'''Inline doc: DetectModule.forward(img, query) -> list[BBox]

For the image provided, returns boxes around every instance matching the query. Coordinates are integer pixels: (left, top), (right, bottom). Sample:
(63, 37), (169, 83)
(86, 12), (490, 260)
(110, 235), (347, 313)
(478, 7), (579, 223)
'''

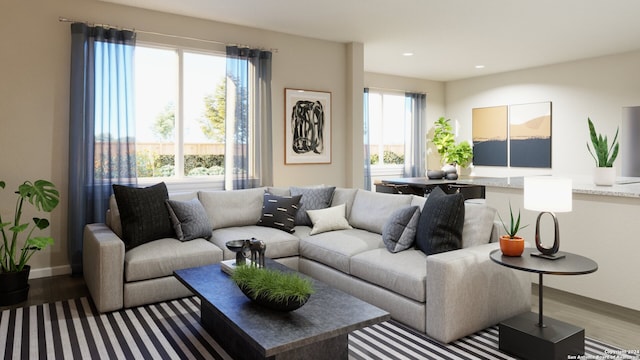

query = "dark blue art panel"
(473, 140), (507, 166)
(510, 138), (551, 168)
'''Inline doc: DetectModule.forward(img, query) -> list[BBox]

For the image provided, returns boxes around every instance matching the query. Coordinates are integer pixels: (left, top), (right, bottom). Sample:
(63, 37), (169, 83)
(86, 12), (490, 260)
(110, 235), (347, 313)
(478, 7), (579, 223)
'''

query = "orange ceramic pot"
(500, 235), (525, 256)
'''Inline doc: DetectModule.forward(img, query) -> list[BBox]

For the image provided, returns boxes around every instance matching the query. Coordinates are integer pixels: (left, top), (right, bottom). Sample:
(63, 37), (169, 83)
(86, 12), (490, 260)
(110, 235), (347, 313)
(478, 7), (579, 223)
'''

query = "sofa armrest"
(83, 223), (125, 313)
(426, 242), (531, 343)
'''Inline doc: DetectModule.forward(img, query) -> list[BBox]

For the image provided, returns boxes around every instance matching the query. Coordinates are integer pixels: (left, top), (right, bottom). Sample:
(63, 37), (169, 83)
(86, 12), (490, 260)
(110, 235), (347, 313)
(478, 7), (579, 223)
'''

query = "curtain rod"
(58, 17), (278, 53)
(366, 86), (427, 95)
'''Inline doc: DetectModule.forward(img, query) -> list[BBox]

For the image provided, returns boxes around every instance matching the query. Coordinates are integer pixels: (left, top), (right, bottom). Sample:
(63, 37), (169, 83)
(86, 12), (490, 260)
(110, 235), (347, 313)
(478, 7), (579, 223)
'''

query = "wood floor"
(2, 275), (639, 351)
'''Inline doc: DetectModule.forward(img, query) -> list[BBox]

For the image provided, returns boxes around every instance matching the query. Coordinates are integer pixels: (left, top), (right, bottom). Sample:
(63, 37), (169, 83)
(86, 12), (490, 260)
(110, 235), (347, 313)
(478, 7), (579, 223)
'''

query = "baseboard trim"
(29, 265), (72, 279)
(532, 283), (640, 324)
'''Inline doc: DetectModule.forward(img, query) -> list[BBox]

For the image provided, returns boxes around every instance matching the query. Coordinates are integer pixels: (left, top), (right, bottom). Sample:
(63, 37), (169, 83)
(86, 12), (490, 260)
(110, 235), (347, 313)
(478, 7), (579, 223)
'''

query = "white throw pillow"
(306, 204), (353, 235)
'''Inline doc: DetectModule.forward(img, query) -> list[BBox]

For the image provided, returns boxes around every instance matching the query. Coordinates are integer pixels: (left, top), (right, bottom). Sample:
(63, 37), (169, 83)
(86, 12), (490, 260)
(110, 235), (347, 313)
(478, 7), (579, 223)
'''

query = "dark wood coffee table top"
(174, 259), (390, 358)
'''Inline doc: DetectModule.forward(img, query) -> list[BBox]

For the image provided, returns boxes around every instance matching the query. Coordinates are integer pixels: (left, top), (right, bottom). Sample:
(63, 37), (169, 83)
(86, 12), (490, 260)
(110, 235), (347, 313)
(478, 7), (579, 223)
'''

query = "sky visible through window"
(134, 46), (225, 143)
(368, 91), (406, 165)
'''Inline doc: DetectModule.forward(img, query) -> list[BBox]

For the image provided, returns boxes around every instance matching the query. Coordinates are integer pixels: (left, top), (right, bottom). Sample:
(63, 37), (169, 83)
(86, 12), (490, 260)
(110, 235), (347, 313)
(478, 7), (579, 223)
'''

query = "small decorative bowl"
(226, 240), (250, 265)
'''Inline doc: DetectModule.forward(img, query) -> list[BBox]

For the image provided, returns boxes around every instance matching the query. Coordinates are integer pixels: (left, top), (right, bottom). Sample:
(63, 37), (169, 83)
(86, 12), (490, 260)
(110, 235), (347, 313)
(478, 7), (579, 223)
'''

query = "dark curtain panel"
(363, 88), (372, 190)
(224, 46), (272, 189)
(404, 92), (427, 178)
(68, 23), (136, 274)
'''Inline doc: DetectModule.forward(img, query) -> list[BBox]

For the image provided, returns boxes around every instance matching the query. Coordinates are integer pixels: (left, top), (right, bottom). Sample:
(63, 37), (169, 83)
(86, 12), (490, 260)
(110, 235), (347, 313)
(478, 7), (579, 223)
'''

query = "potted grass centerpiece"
(231, 265), (315, 311)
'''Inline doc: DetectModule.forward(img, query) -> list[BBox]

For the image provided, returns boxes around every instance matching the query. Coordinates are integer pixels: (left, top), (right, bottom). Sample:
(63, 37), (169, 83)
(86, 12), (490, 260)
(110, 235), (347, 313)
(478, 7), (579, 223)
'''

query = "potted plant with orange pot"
(497, 202), (528, 256)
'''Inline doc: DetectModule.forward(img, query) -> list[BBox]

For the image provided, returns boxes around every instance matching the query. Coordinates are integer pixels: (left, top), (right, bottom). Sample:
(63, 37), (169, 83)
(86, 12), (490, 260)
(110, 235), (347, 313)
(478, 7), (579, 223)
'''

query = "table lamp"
(523, 177), (572, 260)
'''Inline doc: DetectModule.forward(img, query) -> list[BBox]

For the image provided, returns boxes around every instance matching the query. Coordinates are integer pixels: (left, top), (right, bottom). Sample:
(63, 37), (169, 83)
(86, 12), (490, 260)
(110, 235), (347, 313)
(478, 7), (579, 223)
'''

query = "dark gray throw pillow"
(290, 186), (336, 226)
(165, 198), (212, 241)
(112, 182), (174, 251)
(383, 206), (420, 253)
(257, 193), (302, 233)
(415, 186), (465, 255)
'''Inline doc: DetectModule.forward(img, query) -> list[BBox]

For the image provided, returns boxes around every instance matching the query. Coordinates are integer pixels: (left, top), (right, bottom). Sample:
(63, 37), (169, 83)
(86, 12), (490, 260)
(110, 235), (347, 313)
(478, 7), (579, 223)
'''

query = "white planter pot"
(593, 167), (616, 186)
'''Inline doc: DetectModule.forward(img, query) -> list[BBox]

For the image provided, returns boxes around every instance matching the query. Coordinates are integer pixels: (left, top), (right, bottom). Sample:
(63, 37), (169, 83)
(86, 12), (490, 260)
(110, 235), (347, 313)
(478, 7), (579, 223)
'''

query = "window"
(367, 90), (407, 167)
(134, 45), (226, 180)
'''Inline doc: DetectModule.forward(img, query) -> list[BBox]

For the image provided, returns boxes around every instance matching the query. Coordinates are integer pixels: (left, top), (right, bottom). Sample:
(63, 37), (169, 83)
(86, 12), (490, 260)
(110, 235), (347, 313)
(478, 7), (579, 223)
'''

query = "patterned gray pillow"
(382, 206), (420, 253)
(165, 198), (212, 241)
(290, 186), (336, 226)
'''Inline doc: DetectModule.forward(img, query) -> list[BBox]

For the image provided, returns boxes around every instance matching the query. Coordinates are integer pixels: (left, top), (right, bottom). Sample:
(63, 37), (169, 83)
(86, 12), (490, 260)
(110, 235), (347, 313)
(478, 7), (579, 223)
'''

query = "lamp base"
(531, 251), (566, 260)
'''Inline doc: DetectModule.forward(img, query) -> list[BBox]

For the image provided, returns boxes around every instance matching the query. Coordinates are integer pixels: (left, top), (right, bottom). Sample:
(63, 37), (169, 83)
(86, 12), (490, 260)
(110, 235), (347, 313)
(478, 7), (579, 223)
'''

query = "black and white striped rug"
(0, 297), (634, 359)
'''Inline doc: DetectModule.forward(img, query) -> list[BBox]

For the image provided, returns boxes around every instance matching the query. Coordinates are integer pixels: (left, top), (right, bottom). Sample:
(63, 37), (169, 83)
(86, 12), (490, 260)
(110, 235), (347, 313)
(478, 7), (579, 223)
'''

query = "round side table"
(490, 248), (598, 360)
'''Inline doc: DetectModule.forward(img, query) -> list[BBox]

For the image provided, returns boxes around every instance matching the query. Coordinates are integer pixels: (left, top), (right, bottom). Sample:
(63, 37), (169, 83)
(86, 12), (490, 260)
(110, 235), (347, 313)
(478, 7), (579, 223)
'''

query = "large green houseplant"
(0, 179), (59, 305)
(430, 117), (473, 168)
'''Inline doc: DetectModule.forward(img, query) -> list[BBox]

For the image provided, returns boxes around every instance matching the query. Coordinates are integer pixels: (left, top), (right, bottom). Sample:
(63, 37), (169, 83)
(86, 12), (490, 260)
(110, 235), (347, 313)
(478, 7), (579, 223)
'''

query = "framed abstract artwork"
(509, 102), (552, 168)
(285, 88), (332, 164)
(472, 105), (508, 166)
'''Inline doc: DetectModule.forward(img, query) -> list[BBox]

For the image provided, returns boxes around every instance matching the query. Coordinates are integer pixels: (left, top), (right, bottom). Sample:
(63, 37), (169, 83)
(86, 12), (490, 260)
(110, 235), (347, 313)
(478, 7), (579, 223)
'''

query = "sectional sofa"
(83, 184), (530, 343)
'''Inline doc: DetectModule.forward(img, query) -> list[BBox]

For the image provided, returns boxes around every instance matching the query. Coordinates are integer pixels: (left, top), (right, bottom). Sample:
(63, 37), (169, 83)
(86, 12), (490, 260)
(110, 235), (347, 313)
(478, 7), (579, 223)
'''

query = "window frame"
(367, 89), (407, 176)
(134, 39), (227, 191)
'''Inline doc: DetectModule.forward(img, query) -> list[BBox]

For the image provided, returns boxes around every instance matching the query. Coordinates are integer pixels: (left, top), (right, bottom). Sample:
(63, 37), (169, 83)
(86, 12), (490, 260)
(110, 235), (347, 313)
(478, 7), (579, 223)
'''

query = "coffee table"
(174, 259), (390, 360)
(490, 248), (598, 360)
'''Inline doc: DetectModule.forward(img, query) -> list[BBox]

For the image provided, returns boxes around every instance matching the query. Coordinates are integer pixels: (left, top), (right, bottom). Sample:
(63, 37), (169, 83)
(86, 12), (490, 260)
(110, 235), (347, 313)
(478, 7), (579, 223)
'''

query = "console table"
(490, 248), (598, 360)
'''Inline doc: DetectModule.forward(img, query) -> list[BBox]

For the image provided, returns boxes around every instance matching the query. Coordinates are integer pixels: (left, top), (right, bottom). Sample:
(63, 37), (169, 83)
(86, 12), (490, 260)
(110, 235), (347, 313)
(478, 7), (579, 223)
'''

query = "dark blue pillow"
(415, 187), (465, 255)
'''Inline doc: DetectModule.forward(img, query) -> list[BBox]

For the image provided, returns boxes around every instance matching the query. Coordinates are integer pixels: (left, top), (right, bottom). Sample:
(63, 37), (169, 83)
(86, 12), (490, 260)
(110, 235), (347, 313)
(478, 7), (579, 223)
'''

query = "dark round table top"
(490, 248), (598, 275)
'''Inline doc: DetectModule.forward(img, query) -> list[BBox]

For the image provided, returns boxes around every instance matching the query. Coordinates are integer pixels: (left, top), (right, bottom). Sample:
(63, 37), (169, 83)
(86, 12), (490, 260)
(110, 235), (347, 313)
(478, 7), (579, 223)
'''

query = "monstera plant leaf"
(18, 180), (60, 212)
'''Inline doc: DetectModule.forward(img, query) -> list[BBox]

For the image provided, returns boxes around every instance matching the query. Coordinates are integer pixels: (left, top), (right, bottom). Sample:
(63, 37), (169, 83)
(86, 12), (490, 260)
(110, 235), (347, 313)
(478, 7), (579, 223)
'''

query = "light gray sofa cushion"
(462, 202), (497, 248)
(124, 238), (222, 282)
(348, 190), (414, 234)
(198, 187), (265, 229)
(330, 188), (358, 218)
(350, 248), (427, 302)
(299, 228), (383, 273)
(209, 225), (301, 260)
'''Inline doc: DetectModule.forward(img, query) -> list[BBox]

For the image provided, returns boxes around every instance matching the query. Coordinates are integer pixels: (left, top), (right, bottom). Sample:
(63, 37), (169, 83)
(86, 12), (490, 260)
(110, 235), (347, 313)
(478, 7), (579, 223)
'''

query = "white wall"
(446, 53), (640, 311)
(364, 72), (446, 185)
(446, 50), (640, 178)
(0, 0), (358, 275)
(485, 187), (640, 312)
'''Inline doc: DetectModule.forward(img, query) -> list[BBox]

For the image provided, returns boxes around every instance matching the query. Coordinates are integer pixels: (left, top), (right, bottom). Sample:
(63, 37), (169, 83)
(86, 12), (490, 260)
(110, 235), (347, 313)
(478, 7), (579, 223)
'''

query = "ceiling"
(101, 0), (640, 81)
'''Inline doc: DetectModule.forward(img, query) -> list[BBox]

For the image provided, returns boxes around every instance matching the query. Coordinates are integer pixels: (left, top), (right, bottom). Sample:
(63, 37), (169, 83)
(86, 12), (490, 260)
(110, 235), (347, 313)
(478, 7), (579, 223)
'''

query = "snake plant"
(587, 117), (619, 167)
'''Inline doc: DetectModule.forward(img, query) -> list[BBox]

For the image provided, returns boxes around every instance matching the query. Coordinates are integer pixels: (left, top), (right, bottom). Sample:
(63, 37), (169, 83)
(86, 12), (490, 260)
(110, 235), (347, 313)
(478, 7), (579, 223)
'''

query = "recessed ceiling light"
(402, 52), (414, 57)
(475, 65), (485, 69)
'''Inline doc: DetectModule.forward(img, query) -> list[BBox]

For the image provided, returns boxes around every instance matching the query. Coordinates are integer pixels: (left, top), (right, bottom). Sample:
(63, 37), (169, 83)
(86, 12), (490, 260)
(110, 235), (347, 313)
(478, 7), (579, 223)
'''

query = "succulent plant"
(497, 202), (528, 239)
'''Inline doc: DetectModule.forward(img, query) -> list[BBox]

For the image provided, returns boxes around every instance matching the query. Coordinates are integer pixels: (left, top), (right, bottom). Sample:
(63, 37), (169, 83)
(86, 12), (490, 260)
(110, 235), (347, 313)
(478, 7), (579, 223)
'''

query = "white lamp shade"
(524, 177), (572, 212)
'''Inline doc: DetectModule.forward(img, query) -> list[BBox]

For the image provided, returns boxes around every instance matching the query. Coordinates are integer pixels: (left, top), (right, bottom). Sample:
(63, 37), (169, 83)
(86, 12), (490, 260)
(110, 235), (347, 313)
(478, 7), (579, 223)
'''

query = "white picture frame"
(284, 88), (332, 164)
